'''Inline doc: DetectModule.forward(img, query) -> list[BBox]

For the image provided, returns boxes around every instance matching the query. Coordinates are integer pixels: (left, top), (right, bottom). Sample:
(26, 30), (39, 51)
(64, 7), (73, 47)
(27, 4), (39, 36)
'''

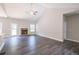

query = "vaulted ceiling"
(0, 3), (79, 21)
(0, 3), (45, 21)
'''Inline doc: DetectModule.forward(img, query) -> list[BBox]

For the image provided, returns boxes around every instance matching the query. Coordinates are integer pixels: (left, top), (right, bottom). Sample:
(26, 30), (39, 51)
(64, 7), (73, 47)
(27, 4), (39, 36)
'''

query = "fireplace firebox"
(21, 28), (28, 35)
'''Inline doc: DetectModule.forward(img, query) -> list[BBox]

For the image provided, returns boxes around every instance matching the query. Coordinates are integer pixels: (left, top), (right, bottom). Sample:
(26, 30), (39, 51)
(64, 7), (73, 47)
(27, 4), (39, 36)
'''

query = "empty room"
(0, 3), (79, 55)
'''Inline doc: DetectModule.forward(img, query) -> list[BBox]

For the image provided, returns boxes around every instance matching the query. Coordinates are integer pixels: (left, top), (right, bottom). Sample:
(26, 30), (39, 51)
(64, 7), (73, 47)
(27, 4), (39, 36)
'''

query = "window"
(30, 24), (35, 32)
(0, 22), (2, 34)
(11, 23), (17, 35)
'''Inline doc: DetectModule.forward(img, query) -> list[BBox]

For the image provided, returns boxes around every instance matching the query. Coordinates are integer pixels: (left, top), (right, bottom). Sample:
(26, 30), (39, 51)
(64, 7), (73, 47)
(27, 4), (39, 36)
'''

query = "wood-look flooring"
(2, 35), (79, 55)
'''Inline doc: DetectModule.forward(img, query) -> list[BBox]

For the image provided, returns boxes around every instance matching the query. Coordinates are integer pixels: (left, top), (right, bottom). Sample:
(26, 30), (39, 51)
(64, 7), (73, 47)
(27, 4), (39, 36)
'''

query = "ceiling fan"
(26, 3), (38, 16)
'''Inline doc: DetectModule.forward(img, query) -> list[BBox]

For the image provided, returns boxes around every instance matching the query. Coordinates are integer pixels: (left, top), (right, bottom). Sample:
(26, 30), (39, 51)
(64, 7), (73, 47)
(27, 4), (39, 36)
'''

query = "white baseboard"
(66, 39), (79, 43)
(37, 33), (63, 42)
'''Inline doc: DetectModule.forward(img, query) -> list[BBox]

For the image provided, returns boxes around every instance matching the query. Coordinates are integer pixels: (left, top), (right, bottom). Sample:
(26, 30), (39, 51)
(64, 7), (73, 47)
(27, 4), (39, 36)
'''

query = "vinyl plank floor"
(1, 35), (79, 55)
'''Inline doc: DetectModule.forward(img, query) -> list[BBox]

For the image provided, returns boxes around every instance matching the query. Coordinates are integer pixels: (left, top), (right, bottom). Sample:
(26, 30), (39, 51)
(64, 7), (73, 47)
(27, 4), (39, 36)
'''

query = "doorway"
(63, 13), (79, 42)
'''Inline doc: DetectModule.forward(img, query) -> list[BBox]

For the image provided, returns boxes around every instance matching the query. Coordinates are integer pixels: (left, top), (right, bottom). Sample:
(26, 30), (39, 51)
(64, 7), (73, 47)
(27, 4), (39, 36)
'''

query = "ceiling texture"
(0, 3), (79, 22)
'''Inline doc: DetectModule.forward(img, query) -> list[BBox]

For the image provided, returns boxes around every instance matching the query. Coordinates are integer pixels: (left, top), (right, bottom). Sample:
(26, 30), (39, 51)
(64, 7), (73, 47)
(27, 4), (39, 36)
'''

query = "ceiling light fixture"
(29, 3), (38, 16)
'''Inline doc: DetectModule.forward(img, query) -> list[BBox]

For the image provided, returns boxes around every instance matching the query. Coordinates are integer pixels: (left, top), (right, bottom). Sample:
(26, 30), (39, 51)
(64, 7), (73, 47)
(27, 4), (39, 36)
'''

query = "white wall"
(36, 8), (64, 41)
(66, 15), (79, 42)
(0, 17), (30, 36)
(36, 7), (79, 42)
